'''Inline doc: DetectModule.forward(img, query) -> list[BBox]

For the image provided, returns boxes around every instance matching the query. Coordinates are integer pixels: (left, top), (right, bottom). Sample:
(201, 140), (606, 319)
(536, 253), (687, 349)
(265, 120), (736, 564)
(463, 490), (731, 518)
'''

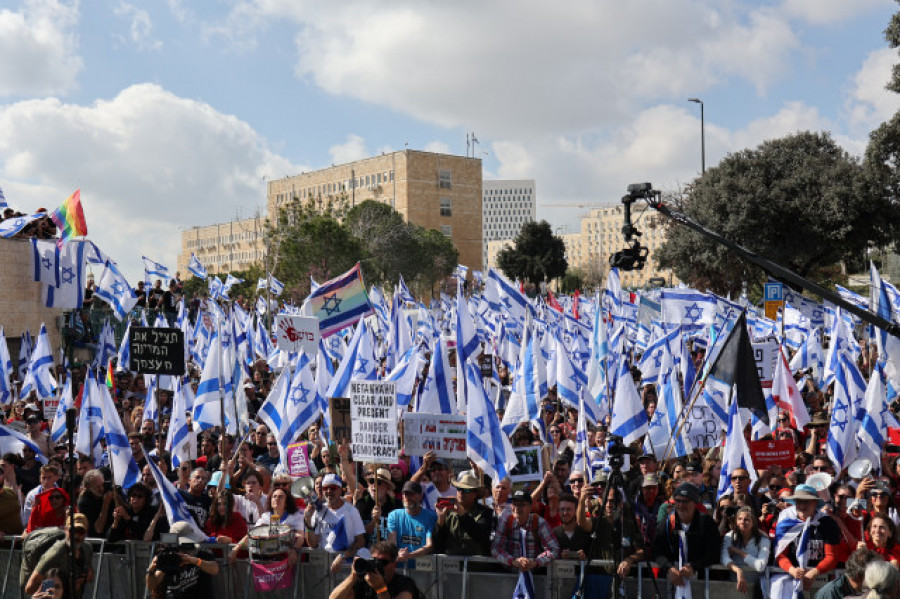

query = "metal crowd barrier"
(0, 537), (841, 599)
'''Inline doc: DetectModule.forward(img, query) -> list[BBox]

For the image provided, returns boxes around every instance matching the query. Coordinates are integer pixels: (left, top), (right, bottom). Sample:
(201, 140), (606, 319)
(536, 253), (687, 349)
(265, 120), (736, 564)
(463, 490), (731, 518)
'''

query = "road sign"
(764, 282), (783, 302)
(129, 327), (185, 375)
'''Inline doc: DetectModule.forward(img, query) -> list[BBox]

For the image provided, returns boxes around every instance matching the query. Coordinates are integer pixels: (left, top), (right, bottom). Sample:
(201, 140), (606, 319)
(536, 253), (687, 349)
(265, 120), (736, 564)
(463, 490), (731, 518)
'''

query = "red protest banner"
(748, 439), (794, 469)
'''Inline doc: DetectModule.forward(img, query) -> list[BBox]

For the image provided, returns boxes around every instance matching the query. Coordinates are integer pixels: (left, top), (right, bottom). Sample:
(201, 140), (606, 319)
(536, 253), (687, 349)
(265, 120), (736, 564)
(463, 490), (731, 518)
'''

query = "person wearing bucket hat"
(432, 472), (492, 556)
(357, 468), (401, 545)
(770, 483), (842, 595)
(652, 483), (721, 589)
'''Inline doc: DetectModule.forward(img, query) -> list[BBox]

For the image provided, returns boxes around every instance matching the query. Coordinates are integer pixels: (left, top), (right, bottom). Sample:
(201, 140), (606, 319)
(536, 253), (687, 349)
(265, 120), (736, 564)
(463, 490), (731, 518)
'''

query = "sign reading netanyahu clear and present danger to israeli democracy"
(350, 380), (398, 462)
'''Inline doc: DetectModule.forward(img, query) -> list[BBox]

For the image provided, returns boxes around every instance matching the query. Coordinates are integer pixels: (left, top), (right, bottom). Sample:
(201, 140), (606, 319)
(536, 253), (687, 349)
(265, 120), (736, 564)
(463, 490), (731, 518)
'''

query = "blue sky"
(1, 0), (899, 283)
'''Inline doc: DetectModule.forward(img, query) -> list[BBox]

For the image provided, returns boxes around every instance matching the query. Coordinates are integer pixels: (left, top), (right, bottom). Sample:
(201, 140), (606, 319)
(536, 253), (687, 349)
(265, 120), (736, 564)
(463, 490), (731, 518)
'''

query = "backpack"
(504, 513), (540, 556)
(19, 527), (65, 589)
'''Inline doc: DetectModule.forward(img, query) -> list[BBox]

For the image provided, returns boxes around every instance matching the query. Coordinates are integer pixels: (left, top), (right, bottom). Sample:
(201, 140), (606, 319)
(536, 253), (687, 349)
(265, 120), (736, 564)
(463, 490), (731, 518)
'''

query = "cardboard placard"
(129, 327), (185, 375)
(349, 380), (398, 462)
(748, 439), (794, 469)
(329, 397), (352, 443)
(286, 441), (312, 477)
(274, 315), (320, 356)
(43, 398), (59, 421)
(683, 403), (721, 449)
(402, 413), (467, 459)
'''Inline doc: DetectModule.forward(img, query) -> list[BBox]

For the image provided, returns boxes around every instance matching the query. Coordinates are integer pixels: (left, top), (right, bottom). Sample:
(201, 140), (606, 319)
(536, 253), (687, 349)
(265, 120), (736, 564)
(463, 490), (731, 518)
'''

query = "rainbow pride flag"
(302, 263), (374, 338)
(106, 358), (117, 399)
(50, 189), (88, 248)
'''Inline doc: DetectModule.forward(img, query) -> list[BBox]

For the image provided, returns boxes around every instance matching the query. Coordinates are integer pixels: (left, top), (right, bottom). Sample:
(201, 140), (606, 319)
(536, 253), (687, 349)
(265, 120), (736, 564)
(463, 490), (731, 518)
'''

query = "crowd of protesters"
(5, 289), (900, 599)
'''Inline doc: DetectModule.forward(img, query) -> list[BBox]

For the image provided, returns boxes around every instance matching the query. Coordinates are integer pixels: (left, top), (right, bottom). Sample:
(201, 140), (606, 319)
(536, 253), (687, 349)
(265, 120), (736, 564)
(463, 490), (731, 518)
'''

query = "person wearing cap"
(627, 452), (661, 499)
(634, 473), (663, 549)
(652, 482), (721, 590)
(771, 484), (842, 595)
(25, 412), (51, 457)
(24, 513), (95, 596)
(387, 481), (436, 564)
(357, 468), (400, 544)
(328, 540), (422, 599)
(491, 488), (559, 572)
(409, 451), (456, 507)
(433, 472), (493, 557)
(306, 473), (366, 573)
(21, 464), (60, 527)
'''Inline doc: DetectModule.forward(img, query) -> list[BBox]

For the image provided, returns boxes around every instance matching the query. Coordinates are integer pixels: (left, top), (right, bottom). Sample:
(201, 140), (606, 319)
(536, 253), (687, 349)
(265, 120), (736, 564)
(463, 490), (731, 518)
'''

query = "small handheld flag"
(50, 189), (88, 248)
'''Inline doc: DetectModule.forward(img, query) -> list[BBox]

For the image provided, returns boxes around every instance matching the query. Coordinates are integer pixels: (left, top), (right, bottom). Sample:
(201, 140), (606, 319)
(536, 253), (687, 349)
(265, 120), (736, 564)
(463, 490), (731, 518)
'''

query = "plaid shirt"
(491, 511), (559, 567)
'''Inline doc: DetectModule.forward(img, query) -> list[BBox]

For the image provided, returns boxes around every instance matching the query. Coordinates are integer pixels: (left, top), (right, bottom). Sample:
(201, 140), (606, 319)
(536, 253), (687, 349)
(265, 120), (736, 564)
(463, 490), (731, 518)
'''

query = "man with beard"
(433, 473), (493, 557)
(24, 514), (94, 596)
(553, 494), (591, 560)
(634, 473), (663, 549)
(387, 481), (436, 565)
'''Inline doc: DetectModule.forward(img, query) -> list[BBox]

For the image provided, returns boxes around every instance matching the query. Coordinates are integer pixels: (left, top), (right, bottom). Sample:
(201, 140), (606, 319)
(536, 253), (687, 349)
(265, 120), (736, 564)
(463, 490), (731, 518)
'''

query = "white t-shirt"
(309, 501), (365, 552)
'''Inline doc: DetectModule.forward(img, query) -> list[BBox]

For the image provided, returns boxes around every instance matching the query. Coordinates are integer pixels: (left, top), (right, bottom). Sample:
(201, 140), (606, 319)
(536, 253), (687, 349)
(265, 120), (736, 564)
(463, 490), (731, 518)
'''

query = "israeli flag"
(397, 274), (415, 304)
(281, 351), (320, 452)
(192, 332), (223, 431)
(572, 395), (590, 473)
(465, 362), (516, 481)
(325, 320), (367, 400)
(188, 253), (207, 279)
(269, 276), (285, 297)
(166, 380), (197, 468)
(97, 374), (141, 489)
(0, 213), (43, 238)
(94, 260), (137, 321)
(117, 320), (132, 373)
(0, 424), (47, 463)
(717, 398), (757, 500)
(386, 346), (425, 407)
(258, 368), (291, 442)
(144, 454), (206, 535)
(18, 331), (32, 382)
(142, 256), (170, 283)
(19, 323), (56, 400)
(555, 336), (602, 424)
(43, 240), (86, 309)
(857, 362), (889, 466)
(418, 335), (456, 415)
(223, 274), (244, 298)
(75, 369), (105, 464)
(0, 329), (12, 405)
(50, 379), (74, 443)
(827, 353), (866, 471)
(0, 186), (6, 209)
(31, 239), (59, 287)
(610, 357), (649, 445)
(659, 288), (716, 331)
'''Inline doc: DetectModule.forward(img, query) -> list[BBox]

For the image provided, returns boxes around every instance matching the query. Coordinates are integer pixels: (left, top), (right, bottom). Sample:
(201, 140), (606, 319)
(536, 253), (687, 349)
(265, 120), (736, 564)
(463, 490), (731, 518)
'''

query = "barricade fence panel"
(0, 539), (841, 599)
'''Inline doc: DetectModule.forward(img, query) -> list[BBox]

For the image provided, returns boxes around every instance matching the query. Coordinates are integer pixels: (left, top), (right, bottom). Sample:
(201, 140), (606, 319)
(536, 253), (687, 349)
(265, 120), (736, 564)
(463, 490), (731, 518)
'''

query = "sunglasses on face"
(731, 475), (749, 481)
(812, 466), (830, 471)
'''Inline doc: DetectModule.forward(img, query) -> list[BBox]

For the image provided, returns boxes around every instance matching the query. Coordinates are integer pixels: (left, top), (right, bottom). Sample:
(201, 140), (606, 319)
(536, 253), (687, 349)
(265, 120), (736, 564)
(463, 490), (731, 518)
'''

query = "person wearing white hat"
(306, 474), (366, 574)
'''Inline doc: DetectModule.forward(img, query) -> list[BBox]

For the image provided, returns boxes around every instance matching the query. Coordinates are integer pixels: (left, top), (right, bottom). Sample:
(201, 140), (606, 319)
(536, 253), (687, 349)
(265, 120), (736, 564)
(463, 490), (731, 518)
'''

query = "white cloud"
(0, 83), (299, 281)
(113, 3), (163, 51)
(846, 47), (900, 132)
(0, 0), (82, 96)
(422, 140), (451, 155)
(781, 0), (892, 25)
(328, 134), (369, 165)
(209, 1), (803, 138)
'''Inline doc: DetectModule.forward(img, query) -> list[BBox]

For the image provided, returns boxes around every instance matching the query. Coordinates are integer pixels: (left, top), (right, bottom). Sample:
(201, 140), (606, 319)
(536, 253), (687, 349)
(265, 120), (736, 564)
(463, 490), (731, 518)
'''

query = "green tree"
(410, 227), (459, 297)
(496, 220), (568, 286)
(656, 131), (897, 297)
(344, 200), (421, 287)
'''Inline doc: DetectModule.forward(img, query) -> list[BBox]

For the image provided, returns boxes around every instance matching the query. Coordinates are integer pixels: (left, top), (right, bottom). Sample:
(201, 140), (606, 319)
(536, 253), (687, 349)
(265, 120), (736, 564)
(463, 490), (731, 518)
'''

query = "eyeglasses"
(266, 442), (277, 446)
(730, 475), (749, 481)
(811, 466), (830, 472)
(569, 478), (584, 484)
(835, 495), (851, 501)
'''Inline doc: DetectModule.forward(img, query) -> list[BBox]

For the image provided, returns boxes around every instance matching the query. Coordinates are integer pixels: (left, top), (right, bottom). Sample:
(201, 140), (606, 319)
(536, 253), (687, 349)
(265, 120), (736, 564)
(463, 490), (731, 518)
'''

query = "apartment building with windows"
(482, 180), (535, 267)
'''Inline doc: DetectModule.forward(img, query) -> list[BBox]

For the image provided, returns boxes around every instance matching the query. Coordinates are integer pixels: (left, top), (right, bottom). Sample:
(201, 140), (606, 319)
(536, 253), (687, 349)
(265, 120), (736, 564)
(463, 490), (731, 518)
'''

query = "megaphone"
(291, 476), (316, 501)
(848, 459), (873, 481)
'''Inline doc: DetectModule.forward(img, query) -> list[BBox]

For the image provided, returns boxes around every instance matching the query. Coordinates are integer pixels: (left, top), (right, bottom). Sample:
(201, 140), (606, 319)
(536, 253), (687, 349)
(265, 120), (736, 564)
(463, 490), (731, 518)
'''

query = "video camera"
(606, 435), (638, 470)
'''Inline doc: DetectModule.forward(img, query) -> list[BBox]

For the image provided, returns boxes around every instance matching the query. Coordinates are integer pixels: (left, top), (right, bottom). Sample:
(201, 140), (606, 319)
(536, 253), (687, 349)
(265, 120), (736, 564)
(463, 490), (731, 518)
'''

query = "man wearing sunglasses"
(329, 540), (421, 599)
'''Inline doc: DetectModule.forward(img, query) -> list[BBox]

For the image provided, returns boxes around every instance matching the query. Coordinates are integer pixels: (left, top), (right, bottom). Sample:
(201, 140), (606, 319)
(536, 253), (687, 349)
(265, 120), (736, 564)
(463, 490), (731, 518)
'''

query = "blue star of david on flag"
(41, 257), (52, 270)
(683, 303), (703, 323)
(832, 399), (848, 432)
(290, 384), (311, 406)
(649, 409), (665, 429)
(111, 282), (125, 296)
(353, 357), (369, 376)
(322, 293), (343, 316)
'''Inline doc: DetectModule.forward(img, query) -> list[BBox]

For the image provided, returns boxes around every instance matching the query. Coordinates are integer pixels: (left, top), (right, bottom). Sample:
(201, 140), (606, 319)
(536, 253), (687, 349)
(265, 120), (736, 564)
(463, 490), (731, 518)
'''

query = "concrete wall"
(0, 238), (63, 361)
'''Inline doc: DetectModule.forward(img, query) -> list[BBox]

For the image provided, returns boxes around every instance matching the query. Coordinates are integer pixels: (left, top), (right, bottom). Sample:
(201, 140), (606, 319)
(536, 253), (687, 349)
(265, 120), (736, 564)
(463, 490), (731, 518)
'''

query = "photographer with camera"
(328, 540), (421, 599)
(24, 514), (93, 597)
(145, 521), (219, 598)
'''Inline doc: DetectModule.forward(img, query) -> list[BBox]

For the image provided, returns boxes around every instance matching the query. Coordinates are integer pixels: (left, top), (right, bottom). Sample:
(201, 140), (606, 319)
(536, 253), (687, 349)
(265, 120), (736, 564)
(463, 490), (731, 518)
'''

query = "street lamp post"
(688, 98), (705, 174)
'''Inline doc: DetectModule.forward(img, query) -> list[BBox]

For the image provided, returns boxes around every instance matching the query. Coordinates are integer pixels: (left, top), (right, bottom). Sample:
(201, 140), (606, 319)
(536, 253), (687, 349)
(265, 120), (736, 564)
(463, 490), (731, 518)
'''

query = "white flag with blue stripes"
(465, 362), (516, 481)
(188, 253), (207, 279)
(94, 260), (137, 321)
(98, 373), (141, 489)
(716, 397), (757, 500)
(0, 423), (46, 463)
(19, 323), (56, 400)
(827, 353), (865, 471)
(418, 335), (456, 415)
(166, 379), (197, 468)
(281, 351), (320, 452)
(0, 328), (12, 405)
(192, 332), (223, 431)
(142, 256), (170, 283)
(610, 357), (649, 445)
(857, 362), (889, 466)
(145, 454), (206, 534)
(50, 378), (74, 443)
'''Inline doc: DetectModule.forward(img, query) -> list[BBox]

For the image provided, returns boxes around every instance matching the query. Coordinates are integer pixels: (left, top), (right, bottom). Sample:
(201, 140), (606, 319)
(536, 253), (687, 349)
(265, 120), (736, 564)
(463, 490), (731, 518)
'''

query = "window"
(439, 169), (452, 189)
(389, 170), (394, 182)
(441, 225), (452, 236)
(440, 197), (452, 217)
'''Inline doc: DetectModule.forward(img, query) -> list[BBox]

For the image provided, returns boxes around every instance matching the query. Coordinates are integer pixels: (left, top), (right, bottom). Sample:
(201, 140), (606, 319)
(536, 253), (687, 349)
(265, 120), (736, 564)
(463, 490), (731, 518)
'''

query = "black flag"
(704, 311), (769, 426)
